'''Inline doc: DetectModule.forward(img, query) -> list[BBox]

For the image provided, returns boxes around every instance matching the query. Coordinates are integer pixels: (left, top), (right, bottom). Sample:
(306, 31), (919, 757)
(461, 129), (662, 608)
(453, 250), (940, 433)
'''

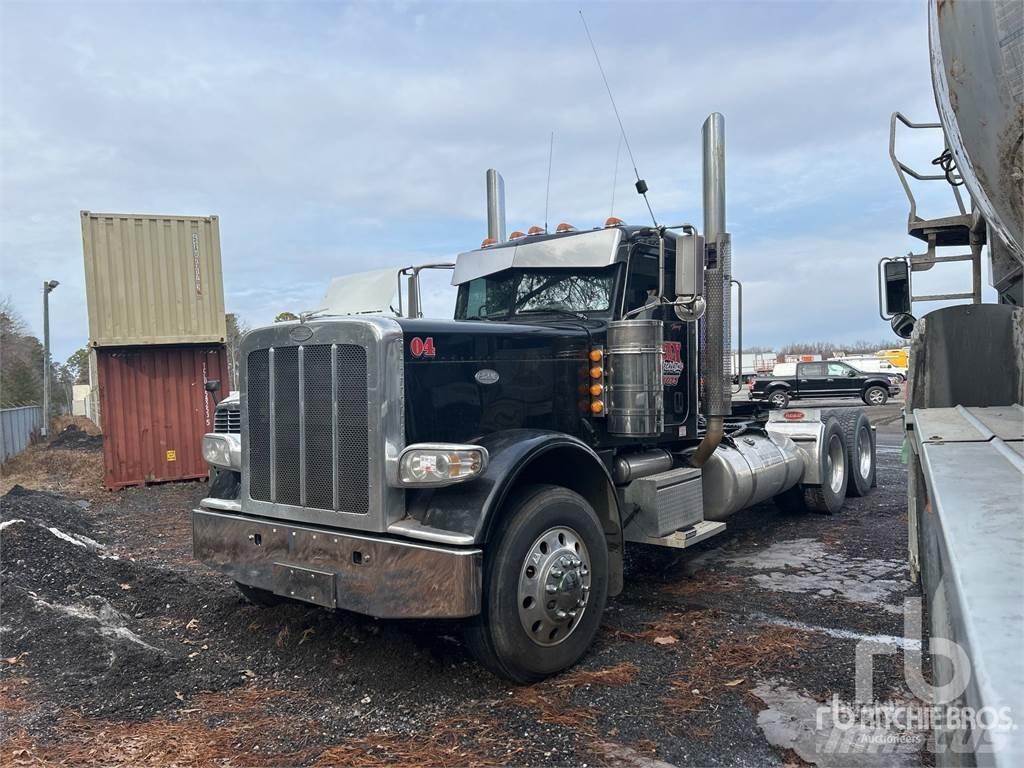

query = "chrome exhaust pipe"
(693, 113), (731, 466)
(486, 169), (506, 243)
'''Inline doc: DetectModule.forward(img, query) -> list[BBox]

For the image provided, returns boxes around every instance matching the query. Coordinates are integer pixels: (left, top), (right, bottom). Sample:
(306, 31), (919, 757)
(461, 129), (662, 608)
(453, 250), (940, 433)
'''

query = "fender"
(405, 429), (624, 594)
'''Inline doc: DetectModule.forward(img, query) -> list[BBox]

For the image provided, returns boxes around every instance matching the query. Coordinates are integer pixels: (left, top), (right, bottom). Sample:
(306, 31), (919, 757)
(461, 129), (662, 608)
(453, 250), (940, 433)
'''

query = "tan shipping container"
(81, 211), (227, 347)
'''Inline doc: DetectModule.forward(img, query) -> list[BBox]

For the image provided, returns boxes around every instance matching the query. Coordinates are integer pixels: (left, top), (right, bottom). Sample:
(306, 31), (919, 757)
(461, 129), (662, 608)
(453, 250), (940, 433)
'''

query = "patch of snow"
(0, 519), (25, 531)
(752, 678), (924, 767)
(752, 613), (921, 651)
(45, 526), (105, 551)
(30, 595), (165, 655)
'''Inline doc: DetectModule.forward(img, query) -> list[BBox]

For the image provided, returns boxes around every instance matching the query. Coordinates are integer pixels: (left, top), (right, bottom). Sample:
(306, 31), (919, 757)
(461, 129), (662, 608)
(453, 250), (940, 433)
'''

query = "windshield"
(455, 268), (616, 320)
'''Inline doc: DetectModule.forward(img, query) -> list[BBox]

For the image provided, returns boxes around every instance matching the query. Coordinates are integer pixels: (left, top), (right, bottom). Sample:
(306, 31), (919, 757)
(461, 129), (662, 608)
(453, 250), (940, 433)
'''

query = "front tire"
(465, 484), (609, 683)
(862, 385), (888, 406)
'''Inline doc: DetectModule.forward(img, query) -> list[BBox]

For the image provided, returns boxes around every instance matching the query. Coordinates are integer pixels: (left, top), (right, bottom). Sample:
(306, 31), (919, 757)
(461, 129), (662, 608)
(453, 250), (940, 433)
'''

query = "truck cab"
(196, 116), (877, 682)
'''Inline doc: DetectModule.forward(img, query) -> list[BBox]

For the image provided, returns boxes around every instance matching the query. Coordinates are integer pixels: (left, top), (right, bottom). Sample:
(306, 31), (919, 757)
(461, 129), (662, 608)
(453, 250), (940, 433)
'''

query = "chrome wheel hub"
(517, 526), (591, 647)
(827, 432), (846, 495)
(857, 425), (872, 478)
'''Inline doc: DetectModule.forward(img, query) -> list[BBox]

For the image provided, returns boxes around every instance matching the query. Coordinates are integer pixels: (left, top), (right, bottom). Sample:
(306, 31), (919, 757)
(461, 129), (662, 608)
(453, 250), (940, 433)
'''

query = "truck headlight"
(397, 444), (488, 487)
(202, 433), (241, 470)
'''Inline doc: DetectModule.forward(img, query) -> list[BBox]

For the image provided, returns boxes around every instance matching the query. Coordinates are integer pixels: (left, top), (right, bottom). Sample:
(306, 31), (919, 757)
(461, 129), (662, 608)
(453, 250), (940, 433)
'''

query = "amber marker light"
(589, 366), (603, 379)
(589, 383), (603, 397)
(590, 400), (604, 414)
(588, 349), (603, 362)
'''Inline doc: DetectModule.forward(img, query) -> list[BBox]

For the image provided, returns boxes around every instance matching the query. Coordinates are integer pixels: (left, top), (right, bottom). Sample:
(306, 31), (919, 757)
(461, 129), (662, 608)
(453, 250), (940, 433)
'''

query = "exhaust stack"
(693, 113), (732, 466)
(486, 169), (506, 243)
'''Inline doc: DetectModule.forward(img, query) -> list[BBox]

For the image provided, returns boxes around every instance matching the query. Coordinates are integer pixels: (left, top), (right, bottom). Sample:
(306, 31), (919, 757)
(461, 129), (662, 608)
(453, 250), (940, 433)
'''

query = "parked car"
(749, 360), (901, 408)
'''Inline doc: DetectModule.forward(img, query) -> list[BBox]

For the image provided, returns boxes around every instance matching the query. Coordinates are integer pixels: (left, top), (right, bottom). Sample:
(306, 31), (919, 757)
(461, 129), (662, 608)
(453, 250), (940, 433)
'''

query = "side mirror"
(205, 379), (221, 393)
(880, 259), (911, 317)
(674, 232), (705, 300)
(891, 312), (917, 339)
(848, 370), (857, 377)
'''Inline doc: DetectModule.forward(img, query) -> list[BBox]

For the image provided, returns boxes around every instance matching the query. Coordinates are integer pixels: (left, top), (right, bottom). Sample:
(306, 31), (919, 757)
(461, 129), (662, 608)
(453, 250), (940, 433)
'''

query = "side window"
(827, 362), (849, 376)
(624, 253), (659, 315)
(464, 279), (487, 317)
(800, 362), (826, 377)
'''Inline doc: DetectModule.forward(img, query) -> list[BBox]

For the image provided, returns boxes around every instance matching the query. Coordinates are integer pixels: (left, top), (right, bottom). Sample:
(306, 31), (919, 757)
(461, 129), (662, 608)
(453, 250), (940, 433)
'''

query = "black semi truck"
(196, 114), (876, 681)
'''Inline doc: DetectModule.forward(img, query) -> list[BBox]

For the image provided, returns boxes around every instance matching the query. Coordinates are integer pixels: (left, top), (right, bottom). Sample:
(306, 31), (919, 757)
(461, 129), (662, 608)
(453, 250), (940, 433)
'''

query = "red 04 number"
(409, 336), (436, 358)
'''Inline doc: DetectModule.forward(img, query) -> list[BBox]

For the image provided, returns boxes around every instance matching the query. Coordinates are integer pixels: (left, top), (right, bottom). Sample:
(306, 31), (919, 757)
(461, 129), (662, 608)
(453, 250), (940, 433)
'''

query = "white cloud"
(1, 0), (964, 361)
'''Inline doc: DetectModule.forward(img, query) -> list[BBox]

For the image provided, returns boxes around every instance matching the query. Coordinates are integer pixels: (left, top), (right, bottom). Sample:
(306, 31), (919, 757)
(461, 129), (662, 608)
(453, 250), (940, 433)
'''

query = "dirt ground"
(0, 404), (929, 767)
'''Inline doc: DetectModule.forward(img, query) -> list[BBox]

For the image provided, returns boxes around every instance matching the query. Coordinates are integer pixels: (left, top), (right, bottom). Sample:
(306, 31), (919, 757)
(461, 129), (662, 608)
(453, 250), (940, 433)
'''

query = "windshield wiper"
(516, 307), (589, 320)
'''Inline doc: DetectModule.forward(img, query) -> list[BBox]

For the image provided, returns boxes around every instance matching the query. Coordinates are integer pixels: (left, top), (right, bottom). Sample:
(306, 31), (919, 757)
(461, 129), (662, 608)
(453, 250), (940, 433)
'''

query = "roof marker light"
(509, 230), (526, 239)
(555, 222), (576, 233)
(604, 217), (625, 228)
(527, 225), (545, 236)
(481, 237), (497, 247)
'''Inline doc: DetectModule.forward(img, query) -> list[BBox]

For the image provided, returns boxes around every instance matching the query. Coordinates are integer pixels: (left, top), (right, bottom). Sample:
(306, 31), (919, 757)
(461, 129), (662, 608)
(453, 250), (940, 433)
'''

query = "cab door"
(826, 361), (860, 397)
(796, 362), (827, 396)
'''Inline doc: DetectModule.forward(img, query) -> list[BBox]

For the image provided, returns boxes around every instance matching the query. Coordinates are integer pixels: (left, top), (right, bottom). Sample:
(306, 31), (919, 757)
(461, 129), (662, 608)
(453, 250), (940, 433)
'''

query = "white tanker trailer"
(880, 1), (1023, 765)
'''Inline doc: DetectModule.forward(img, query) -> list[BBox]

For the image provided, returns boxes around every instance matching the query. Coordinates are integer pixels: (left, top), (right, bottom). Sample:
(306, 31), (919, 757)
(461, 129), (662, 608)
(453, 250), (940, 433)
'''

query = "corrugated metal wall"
(97, 345), (229, 489)
(82, 212), (227, 347)
(1, 406), (42, 462)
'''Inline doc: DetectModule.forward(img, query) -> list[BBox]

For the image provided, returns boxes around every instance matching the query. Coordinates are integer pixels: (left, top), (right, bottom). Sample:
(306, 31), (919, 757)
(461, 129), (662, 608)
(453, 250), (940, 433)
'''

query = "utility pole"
(41, 280), (59, 436)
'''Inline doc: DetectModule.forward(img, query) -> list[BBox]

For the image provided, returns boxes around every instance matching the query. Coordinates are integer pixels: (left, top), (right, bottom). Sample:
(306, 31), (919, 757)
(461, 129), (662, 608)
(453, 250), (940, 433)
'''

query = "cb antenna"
(610, 133), (622, 218)
(579, 9), (657, 227)
(544, 131), (554, 233)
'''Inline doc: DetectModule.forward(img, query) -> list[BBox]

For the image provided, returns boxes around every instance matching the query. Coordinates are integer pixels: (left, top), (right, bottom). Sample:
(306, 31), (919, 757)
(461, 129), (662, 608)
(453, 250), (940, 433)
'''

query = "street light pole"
(41, 280), (59, 437)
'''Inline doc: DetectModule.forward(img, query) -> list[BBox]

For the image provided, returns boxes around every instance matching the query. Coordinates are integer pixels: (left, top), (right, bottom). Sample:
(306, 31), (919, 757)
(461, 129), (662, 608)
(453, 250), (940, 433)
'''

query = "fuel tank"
(700, 431), (804, 521)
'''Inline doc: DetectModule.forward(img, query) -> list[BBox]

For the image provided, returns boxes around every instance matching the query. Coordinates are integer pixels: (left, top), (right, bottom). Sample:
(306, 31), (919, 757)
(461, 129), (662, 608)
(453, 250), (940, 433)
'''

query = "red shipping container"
(97, 345), (230, 490)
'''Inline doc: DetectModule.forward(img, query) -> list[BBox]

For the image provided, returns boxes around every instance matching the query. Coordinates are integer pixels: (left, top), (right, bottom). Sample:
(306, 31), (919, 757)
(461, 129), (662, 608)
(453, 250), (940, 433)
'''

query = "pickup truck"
(748, 360), (901, 408)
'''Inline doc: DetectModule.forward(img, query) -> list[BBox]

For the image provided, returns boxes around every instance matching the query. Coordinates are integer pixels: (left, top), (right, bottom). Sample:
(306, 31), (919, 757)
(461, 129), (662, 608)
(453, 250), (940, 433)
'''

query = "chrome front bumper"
(192, 508), (482, 619)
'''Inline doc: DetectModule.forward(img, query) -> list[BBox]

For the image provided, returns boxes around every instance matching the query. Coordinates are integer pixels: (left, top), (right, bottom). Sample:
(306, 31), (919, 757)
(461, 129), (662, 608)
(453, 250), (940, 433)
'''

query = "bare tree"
(225, 313), (249, 389)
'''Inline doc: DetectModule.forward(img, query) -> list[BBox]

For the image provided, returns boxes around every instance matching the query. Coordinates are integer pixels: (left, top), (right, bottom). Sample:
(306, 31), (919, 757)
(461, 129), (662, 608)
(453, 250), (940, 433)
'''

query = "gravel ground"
(0, 403), (929, 767)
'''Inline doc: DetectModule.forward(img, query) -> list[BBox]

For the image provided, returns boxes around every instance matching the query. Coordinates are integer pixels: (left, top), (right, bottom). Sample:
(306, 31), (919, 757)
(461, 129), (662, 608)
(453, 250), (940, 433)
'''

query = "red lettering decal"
(409, 337), (436, 359)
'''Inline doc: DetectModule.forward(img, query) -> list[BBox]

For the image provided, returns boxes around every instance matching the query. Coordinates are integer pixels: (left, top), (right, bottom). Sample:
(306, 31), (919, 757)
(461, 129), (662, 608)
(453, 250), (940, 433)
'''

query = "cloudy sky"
(1, 0), (988, 363)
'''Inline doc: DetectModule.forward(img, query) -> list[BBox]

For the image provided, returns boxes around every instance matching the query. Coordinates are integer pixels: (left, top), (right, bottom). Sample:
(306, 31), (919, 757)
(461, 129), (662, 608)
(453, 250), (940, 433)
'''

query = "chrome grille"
(247, 343), (369, 514)
(213, 405), (240, 433)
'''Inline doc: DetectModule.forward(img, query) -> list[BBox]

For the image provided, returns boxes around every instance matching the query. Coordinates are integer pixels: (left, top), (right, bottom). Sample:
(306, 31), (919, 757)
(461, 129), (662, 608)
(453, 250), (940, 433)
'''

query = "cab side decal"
(409, 337), (437, 359)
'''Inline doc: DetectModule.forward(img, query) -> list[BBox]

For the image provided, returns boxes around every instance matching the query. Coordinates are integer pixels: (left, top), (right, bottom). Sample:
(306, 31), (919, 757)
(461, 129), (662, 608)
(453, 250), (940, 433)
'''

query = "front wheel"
(465, 484), (609, 683)
(862, 385), (888, 406)
(768, 389), (790, 409)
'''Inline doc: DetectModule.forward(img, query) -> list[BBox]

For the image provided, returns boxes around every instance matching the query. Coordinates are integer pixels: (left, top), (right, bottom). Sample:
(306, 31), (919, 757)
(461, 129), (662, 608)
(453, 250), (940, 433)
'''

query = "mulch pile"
(46, 424), (103, 451)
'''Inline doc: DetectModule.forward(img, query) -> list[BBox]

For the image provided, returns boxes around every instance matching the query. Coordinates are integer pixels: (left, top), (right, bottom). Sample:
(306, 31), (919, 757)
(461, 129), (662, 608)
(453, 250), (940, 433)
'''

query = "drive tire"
(832, 409), (875, 497)
(236, 582), (285, 607)
(768, 389), (790, 409)
(862, 385), (888, 406)
(775, 417), (849, 515)
(465, 484), (608, 683)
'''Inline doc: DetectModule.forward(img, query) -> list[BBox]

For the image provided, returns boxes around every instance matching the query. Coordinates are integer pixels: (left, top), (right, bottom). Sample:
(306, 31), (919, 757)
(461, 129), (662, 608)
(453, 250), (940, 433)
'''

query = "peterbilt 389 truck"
(879, 1), (1023, 765)
(195, 114), (877, 682)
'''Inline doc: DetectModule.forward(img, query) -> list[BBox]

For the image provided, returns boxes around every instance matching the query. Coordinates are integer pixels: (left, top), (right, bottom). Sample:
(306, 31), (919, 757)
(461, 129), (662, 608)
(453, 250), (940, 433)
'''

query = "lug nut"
(568, 610), (577, 618)
(555, 610), (567, 620)
(551, 569), (563, 578)
(545, 584), (557, 593)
